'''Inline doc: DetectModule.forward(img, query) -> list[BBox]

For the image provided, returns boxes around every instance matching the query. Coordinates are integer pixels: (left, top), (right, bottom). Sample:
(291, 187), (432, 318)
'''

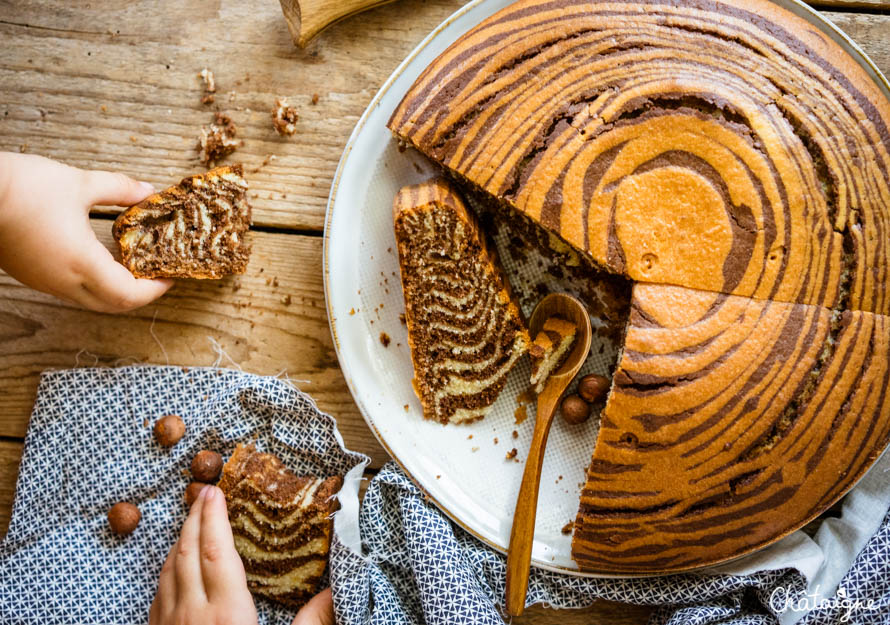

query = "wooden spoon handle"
(279, 0), (396, 47)
(505, 388), (562, 616)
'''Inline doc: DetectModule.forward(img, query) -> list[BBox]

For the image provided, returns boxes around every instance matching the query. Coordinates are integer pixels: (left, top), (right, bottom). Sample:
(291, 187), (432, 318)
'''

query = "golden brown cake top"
(573, 282), (890, 573)
(389, 0), (890, 315)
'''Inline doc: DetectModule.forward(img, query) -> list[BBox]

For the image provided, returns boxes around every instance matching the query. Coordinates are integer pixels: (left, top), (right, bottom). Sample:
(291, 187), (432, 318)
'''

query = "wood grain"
(0, 220), (388, 465)
(0, 441), (24, 538)
(0, 0), (465, 231)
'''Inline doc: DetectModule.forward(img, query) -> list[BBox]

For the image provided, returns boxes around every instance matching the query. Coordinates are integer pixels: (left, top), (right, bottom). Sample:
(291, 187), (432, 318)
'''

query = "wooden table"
(1, 0), (888, 622)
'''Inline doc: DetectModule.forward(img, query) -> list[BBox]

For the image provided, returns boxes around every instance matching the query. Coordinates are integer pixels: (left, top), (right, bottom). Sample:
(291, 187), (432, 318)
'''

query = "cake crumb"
(379, 332), (391, 347)
(514, 403), (527, 424)
(198, 112), (240, 165)
(404, 404), (409, 411)
(311, 93), (319, 105)
(505, 448), (518, 460)
(399, 313), (406, 325)
(436, 475), (441, 479)
(493, 437), (498, 445)
(248, 154), (277, 174)
(512, 430), (518, 439)
(272, 98), (299, 136)
(561, 521), (574, 535)
(199, 68), (216, 104)
(467, 434), (473, 440)
(349, 308), (356, 316)
(471, 446), (479, 452)
(281, 295), (291, 306)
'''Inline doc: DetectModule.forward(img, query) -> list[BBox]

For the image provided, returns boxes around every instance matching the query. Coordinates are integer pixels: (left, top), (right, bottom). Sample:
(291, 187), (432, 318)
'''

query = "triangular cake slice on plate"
(393, 178), (529, 424)
(112, 164), (251, 279)
(217, 443), (342, 609)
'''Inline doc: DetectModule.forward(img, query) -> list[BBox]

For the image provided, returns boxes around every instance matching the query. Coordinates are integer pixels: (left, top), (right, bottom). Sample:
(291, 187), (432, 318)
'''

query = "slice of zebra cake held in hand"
(112, 164), (251, 279)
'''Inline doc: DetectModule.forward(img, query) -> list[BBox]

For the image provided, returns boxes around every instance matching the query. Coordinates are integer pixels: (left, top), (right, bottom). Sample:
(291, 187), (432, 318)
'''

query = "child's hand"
(149, 484), (336, 625)
(149, 484), (258, 625)
(0, 152), (172, 312)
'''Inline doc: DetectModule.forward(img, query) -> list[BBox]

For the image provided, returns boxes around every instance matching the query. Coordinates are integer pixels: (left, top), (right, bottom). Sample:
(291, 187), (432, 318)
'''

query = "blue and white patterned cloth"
(0, 366), (369, 625)
(330, 460), (890, 625)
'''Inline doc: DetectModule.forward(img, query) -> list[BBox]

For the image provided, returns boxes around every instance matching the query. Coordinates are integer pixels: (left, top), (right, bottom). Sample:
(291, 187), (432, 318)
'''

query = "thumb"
(291, 588), (334, 625)
(78, 238), (173, 313)
(82, 169), (156, 207)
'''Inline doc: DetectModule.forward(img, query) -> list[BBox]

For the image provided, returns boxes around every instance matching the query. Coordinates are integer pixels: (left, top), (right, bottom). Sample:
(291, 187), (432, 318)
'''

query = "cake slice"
(393, 178), (529, 424)
(528, 316), (577, 393)
(112, 164), (251, 279)
(217, 443), (342, 609)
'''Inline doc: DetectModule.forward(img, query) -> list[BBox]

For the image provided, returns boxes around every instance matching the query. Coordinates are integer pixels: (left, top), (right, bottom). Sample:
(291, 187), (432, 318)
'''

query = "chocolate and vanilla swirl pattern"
(388, 0), (890, 573)
(393, 179), (529, 424)
(113, 164), (251, 279)
(573, 283), (890, 572)
(218, 444), (341, 608)
(389, 0), (890, 314)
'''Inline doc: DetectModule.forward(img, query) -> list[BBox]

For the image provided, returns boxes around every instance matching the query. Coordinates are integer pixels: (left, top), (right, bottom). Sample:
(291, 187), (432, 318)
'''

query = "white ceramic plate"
(324, 0), (890, 575)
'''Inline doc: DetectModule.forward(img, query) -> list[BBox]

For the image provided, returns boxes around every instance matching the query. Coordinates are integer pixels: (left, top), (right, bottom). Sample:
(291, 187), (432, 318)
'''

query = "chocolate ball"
(184, 481), (210, 507)
(578, 374), (610, 404)
(191, 450), (223, 483)
(108, 502), (141, 536)
(561, 394), (591, 425)
(153, 414), (185, 447)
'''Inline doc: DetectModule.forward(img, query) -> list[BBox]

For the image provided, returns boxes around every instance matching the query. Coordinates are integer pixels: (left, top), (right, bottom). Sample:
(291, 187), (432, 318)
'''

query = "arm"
(0, 152), (171, 312)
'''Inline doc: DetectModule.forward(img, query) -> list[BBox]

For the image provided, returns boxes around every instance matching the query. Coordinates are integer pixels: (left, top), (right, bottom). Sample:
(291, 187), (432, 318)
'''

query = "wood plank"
(0, 221), (389, 466)
(0, 0), (466, 231)
(1, 2), (889, 234)
(0, 440), (24, 539)
(814, 0), (890, 9)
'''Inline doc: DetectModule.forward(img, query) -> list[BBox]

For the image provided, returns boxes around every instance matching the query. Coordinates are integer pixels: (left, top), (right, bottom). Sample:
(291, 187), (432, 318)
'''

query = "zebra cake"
(218, 444), (342, 609)
(388, 0), (890, 572)
(393, 178), (530, 424)
(112, 164), (251, 279)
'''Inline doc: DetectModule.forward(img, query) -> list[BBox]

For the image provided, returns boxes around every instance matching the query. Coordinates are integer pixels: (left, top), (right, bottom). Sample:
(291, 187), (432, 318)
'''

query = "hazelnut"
(191, 450), (223, 482)
(184, 481), (210, 507)
(154, 414), (185, 447)
(578, 374), (610, 404)
(561, 394), (591, 425)
(108, 502), (141, 535)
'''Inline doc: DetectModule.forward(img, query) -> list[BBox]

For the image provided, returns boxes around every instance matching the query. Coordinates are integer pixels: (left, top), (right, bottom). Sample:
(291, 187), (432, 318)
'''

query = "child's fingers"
(150, 546), (177, 624)
(291, 588), (335, 625)
(174, 485), (210, 603)
(81, 170), (155, 207)
(199, 486), (249, 601)
(80, 241), (172, 313)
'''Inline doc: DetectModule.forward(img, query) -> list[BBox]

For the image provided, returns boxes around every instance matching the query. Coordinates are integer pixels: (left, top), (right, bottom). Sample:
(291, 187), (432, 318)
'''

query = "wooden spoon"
(279, 0), (396, 48)
(505, 293), (592, 617)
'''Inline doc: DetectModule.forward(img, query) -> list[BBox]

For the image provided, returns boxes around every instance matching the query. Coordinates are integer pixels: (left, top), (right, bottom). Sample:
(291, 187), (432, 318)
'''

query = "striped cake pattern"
(113, 164), (251, 279)
(388, 0), (890, 572)
(393, 179), (530, 424)
(218, 444), (342, 608)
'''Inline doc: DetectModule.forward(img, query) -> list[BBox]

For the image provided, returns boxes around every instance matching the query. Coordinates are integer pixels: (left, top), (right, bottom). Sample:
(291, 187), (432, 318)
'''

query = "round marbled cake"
(388, 0), (890, 572)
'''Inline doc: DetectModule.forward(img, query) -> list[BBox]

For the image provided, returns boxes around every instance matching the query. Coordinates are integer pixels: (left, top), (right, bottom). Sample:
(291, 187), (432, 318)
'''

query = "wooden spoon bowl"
(505, 293), (592, 616)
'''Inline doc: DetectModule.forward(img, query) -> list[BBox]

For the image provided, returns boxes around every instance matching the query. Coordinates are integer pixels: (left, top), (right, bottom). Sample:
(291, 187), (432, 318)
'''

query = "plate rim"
(323, 0), (890, 578)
